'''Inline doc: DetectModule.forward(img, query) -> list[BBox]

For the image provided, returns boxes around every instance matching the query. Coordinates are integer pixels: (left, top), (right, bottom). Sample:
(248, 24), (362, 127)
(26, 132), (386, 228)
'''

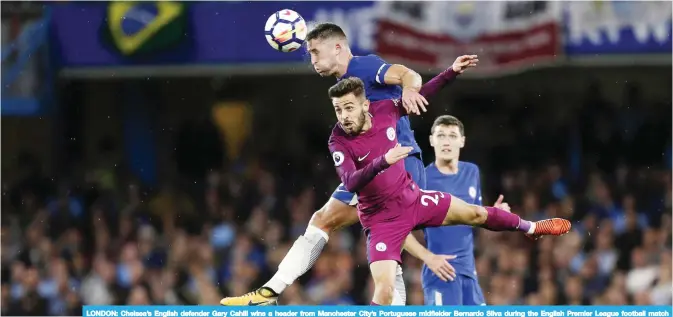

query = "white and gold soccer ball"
(264, 9), (307, 53)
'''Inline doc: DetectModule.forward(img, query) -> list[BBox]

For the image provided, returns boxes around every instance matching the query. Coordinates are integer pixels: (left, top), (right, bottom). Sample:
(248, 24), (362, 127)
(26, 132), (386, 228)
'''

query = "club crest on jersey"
(332, 151), (345, 167)
(469, 186), (477, 199)
(375, 242), (387, 252)
(386, 127), (395, 141)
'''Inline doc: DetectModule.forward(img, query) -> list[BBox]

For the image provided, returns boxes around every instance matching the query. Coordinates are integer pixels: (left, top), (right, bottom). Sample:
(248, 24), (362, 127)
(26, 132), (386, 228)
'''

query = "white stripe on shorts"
(348, 194), (358, 206)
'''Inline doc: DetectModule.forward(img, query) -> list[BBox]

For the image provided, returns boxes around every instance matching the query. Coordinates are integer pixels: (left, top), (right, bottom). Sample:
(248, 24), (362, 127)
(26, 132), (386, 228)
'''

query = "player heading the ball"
(220, 22), (477, 307)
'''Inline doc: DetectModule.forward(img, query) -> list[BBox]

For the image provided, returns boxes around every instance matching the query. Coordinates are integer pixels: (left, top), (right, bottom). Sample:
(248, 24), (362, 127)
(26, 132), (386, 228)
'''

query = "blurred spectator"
(2, 130), (670, 310)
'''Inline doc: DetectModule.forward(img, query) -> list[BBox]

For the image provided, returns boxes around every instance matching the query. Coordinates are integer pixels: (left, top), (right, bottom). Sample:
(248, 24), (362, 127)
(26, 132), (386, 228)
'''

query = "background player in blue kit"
(220, 23), (479, 306)
(406, 115), (509, 306)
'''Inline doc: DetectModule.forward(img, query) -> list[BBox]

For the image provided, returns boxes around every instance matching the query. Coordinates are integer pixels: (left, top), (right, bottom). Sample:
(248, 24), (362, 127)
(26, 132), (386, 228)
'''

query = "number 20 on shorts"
(421, 189), (444, 206)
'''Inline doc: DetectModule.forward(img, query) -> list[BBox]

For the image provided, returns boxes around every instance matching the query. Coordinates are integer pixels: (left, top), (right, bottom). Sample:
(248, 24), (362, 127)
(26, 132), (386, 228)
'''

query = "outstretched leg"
(219, 195), (358, 306)
(263, 197), (357, 293)
(440, 191), (570, 237)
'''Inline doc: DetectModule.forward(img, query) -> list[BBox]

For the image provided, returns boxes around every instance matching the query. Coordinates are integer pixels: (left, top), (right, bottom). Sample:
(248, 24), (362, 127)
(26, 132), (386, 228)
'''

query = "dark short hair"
(431, 115), (465, 135)
(328, 77), (365, 99)
(306, 23), (347, 42)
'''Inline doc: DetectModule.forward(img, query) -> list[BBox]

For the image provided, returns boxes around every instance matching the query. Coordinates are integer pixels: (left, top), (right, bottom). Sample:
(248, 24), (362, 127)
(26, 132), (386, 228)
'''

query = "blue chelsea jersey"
(338, 54), (421, 156)
(422, 161), (482, 286)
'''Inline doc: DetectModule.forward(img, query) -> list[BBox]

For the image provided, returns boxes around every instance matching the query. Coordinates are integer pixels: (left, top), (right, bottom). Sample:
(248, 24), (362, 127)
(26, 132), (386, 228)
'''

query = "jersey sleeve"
(418, 68), (458, 100)
(358, 55), (392, 85)
(329, 138), (390, 193)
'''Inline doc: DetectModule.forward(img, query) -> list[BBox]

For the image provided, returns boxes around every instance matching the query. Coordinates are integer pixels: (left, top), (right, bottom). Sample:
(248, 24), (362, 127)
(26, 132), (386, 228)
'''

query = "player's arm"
(329, 140), (390, 192)
(384, 69), (457, 118)
(417, 54), (479, 100)
(383, 64), (423, 92)
(384, 64), (429, 115)
(482, 167), (510, 211)
(417, 67), (458, 100)
(385, 55), (479, 114)
(403, 233), (456, 282)
(363, 56), (422, 92)
(361, 55), (428, 115)
(385, 54), (478, 89)
(402, 232), (430, 259)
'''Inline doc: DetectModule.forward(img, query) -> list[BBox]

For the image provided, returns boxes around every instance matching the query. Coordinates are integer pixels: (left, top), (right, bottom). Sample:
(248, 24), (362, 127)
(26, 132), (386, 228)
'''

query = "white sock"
(263, 225), (329, 294)
(392, 265), (406, 305)
(527, 222), (536, 234)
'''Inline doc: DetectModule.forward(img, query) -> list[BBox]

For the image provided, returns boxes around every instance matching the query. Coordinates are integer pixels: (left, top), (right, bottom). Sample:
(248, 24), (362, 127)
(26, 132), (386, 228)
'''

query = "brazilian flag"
(101, 1), (186, 57)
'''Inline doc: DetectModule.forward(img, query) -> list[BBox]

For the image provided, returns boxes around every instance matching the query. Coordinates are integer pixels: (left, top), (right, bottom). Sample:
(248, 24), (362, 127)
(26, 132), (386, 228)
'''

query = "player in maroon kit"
(327, 76), (572, 306)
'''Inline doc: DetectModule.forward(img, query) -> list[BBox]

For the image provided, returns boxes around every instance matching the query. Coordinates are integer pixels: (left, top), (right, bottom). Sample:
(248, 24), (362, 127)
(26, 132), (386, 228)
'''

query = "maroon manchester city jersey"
(328, 99), (417, 217)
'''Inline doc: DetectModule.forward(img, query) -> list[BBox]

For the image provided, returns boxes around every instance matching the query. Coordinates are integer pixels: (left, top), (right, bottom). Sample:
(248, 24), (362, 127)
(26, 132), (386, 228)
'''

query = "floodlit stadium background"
(1, 1), (671, 313)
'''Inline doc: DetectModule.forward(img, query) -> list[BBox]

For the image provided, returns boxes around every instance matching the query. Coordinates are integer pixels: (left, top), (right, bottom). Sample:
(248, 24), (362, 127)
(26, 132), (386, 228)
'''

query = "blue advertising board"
(49, 1), (375, 67)
(49, 1), (672, 68)
(564, 1), (672, 55)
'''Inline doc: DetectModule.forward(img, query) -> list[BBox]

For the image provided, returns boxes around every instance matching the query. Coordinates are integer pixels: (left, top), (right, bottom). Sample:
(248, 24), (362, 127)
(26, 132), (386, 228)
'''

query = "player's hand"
(494, 194), (511, 212)
(385, 143), (413, 165)
(401, 88), (428, 115)
(452, 55), (479, 74)
(424, 254), (457, 282)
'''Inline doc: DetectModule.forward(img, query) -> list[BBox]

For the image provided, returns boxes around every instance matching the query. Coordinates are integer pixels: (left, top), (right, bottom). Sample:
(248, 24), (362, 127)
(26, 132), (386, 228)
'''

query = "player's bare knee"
(468, 205), (487, 225)
(309, 207), (332, 233)
(447, 204), (487, 226)
(310, 199), (358, 233)
(374, 282), (396, 305)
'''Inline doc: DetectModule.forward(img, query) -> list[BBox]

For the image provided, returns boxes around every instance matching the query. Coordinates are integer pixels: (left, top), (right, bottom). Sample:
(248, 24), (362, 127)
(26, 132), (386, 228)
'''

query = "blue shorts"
(423, 275), (486, 306)
(331, 154), (426, 206)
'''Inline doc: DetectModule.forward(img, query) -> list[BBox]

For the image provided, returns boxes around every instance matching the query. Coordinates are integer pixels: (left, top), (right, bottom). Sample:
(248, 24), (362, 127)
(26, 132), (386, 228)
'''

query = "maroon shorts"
(361, 185), (452, 264)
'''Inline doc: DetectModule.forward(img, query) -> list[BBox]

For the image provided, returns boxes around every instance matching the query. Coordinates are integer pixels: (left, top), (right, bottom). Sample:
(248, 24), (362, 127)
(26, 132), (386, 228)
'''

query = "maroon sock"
(482, 206), (530, 232)
(370, 302), (380, 306)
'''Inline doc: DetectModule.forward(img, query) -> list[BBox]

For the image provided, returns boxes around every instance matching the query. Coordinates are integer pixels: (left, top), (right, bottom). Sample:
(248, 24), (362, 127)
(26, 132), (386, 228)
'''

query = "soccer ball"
(264, 9), (307, 53)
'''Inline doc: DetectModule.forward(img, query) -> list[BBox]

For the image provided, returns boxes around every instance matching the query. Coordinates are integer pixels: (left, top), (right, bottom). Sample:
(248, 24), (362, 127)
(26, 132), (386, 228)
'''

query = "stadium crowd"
(2, 162), (671, 312)
(2, 143), (671, 313)
(1, 81), (671, 313)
